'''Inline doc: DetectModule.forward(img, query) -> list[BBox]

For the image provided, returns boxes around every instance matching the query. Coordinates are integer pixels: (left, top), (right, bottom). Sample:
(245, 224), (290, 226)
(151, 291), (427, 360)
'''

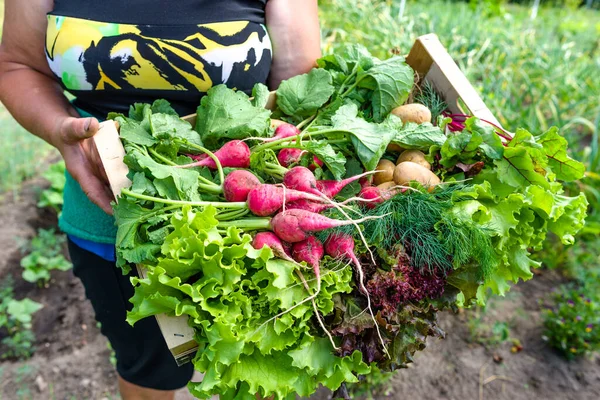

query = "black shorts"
(67, 239), (194, 390)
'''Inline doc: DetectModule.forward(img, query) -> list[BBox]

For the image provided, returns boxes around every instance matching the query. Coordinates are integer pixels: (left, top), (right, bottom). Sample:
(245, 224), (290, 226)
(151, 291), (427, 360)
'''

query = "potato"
(391, 103), (432, 125)
(373, 159), (396, 186)
(377, 181), (396, 191)
(270, 119), (287, 129)
(396, 149), (431, 170)
(393, 162), (441, 190)
(386, 143), (404, 153)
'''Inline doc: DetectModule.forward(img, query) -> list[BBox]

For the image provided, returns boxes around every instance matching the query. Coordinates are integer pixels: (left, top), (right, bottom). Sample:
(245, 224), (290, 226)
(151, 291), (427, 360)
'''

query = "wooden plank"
(407, 33), (503, 129)
(93, 121), (131, 198)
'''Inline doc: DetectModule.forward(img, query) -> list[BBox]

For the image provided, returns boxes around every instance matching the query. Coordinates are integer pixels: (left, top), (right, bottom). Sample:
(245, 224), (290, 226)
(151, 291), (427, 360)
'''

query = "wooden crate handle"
(93, 121), (131, 199)
(406, 33), (503, 129)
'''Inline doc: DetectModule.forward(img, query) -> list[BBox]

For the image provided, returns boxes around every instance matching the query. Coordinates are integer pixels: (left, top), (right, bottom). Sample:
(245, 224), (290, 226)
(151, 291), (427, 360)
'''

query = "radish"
(223, 170), (261, 202)
(278, 148), (305, 168)
(252, 232), (294, 262)
(270, 209), (381, 243)
(272, 123), (301, 141)
(287, 199), (333, 214)
(175, 140), (250, 169)
(277, 148), (323, 170)
(316, 171), (379, 198)
(324, 233), (389, 358)
(292, 236), (324, 273)
(283, 167), (378, 263)
(251, 232), (338, 349)
(358, 186), (384, 209)
(283, 166), (319, 194)
(246, 184), (326, 217)
(244, 123), (300, 143)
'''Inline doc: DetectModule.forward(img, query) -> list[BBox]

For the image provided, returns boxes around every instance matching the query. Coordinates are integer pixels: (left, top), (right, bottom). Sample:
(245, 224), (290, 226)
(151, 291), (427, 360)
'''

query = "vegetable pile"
(109, 44), (588, 399)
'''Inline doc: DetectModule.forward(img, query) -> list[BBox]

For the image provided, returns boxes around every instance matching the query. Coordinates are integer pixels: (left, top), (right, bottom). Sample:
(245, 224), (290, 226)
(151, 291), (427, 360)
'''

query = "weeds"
(0, 277), (42, 360)
(20, 228), (71, 286)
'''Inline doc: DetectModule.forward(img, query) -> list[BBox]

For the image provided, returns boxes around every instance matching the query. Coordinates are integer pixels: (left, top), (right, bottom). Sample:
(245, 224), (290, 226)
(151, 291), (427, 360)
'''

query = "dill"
(414, 81), (447, 122)
(321, 185), (497, 279)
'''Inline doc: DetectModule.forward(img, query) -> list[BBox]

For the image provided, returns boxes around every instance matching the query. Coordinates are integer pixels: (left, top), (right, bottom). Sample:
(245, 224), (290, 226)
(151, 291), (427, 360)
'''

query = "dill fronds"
(415, 81), (447, 122)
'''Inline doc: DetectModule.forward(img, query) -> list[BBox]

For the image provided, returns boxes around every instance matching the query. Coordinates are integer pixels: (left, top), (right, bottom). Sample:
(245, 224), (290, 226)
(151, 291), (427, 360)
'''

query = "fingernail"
(84, 118), (92, 132)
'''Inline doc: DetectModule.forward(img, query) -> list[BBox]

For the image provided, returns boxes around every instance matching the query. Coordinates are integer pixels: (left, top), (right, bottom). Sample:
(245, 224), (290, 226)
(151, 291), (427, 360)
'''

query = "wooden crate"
(93, 33), (500, 365)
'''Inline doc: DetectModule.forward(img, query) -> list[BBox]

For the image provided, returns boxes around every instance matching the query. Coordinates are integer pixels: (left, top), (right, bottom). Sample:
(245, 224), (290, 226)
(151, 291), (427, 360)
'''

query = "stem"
(198, 182), (223, 194)
(216, 208), (249, 221)
(252, 128), (352, 153)
(340, 79), (361, 98)
(174, 140), (225, 185)
(337, 67), (359, 96)
(121, 188), (246, 209)
(218, 218), (271, 231)
(296, 115), (316, 130)
(149, 149), (176, 166)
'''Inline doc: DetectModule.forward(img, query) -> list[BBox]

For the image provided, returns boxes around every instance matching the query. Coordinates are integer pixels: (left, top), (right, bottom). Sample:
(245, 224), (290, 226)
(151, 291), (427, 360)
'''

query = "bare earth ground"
(1, 181), (599, 400)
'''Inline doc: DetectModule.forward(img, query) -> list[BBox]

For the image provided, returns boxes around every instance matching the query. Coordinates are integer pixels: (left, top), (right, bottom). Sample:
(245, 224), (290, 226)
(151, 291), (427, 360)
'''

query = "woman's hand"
(54, 116), (115, 214)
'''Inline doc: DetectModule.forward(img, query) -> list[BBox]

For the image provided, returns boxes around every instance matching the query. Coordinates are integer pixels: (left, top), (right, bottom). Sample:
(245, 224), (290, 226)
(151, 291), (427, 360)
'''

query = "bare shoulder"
(0, 0), (54, 76)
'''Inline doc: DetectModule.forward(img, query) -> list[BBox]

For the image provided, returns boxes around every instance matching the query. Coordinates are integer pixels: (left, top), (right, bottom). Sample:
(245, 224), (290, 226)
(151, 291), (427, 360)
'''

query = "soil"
(1, 180), (599, 400)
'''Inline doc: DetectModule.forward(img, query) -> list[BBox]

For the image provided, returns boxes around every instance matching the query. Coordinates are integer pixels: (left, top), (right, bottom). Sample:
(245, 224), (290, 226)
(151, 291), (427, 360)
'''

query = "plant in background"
(0, 277), (43, 360)
(20, 228), (71, 285)
(542, 281), (600, 359)
(341, 366), (396, 399)
(37, 160), (66, 214)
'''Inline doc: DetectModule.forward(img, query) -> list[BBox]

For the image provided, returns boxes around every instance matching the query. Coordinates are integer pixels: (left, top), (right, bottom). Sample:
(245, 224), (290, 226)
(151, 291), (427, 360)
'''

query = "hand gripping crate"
(93, 33), (500, 365)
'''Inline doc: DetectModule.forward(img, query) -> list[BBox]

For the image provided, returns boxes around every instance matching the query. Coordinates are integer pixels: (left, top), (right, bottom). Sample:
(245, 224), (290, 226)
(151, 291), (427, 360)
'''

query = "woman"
(0, 1), (320, 398)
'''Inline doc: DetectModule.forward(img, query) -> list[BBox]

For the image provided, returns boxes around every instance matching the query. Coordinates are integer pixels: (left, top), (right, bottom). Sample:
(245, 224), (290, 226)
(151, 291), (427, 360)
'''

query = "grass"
(0, 107), (56, 198)
(320, 0), (600, 141)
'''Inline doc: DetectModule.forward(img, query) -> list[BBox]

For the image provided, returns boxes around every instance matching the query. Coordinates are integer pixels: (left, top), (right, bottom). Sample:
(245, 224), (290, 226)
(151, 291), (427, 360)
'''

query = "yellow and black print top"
(46, 0), (272, 118)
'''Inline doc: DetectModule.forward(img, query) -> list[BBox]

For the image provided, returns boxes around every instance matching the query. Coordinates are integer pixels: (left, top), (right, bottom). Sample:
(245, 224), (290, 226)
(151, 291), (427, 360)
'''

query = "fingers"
(60, 117), (100, 144)
(67, 159), (115, 215)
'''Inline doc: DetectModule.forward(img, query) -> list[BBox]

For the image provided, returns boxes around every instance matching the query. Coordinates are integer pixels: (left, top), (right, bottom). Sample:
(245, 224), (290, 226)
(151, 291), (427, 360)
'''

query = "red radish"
(324, 233), (389, 357)
(278, 148), (305, 167)
(359, 186), (385, 209)
(272, 123), (301, 141)
(292, 236), (324, 273)
(176, 140), (250, 169)
(283, 166), (319, 194)
(287, 199), (334, 214)
(278, 148), (323, 170)
(252, 233), (339, 350)
(359, 177), (371, 189)
(223, 170), (260, 202)
(316, 171), (378, 198)
(252, 232), (293, 261)
(270, 209), (381, 243)
(243, 123), (300, 143)
(246, 184), (326, 217)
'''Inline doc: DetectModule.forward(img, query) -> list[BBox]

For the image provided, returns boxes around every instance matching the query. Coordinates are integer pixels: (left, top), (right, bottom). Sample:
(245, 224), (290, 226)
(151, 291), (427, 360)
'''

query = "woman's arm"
(265, 0), (321, 89)
(0, 0), (113, 213)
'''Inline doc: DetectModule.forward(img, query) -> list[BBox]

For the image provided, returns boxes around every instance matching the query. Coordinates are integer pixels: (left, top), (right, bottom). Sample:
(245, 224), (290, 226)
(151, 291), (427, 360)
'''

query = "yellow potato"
(393, 162), (441, 190)
(373, 159), (396, 186)
(396, 150), (431, 170)
(376, 181), (396, 191)
(386, 143), (404, 153)
(391, 103), (432, 125)
(270, 119), (287, 129)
